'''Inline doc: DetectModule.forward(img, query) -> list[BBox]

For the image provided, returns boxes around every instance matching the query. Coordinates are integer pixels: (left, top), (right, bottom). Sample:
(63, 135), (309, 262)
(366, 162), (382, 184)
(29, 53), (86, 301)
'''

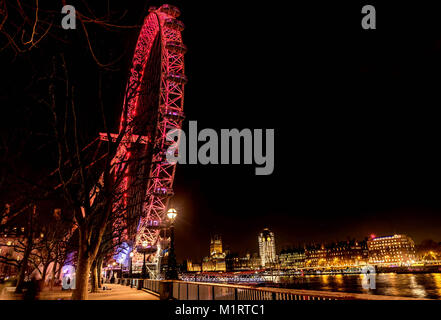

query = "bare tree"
(90, 220), (126, 293)
(44, 49), (150, 299)
(29, 212), (72, 285)
(0, 0), (141, 63)
(1, 1), (152, 300)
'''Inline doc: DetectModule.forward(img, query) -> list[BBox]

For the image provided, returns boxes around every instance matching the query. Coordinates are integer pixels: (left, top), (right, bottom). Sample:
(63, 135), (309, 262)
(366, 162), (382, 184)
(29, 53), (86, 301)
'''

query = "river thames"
(272, 273), (441, 299)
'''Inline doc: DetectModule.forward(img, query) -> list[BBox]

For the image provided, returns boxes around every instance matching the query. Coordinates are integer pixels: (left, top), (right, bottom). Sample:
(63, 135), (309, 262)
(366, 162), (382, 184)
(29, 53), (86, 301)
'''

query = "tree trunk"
(72, 231), (91, 300)
(97, 258), (103, 288)
(90, 259), (99, 293)
(15, 239), (32, 293)
(72, 252), (90, 299)
(54, 259), (62, 284)
(71, 203), (111, 299)
(42, 261), (50, 286)
(50, 259), (57, 289)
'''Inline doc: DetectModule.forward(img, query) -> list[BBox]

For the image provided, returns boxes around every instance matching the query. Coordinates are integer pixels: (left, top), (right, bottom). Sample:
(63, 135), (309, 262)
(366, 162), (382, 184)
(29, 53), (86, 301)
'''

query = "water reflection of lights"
(321, 274), (333, 290)
(335, 274), (343, 285)
(431, 274), (441, 297)
(273, 273), (441, 299)
(378, 273), (401, 297)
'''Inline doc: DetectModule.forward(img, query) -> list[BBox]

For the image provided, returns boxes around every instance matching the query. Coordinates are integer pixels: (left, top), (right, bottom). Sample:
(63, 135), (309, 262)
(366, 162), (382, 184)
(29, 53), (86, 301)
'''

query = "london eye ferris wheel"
(112, 4), (187, 277)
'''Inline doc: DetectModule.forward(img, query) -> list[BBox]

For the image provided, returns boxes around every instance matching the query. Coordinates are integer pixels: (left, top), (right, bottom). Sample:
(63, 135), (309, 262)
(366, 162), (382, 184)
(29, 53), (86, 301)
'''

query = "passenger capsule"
(159, 4), (181, 18)
(163, 108), (185, 120)
(167, 72), (188, 85)
(165, 41), (187, 55)
(153, 187), (171, 196)
(164, 18), (185, 32)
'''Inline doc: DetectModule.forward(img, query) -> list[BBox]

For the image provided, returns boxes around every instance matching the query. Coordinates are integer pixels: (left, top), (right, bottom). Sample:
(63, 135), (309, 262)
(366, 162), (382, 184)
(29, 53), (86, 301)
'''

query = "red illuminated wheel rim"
(114, 4), (186, 273)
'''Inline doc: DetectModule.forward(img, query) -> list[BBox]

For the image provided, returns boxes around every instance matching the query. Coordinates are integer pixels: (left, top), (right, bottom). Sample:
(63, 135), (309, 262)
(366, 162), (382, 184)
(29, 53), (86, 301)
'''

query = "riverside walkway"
(0, 283), (159, 300)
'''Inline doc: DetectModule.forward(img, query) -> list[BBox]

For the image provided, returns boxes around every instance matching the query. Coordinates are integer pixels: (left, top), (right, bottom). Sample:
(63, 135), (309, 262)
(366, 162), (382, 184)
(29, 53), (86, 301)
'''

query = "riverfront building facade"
(186, 233), (419, 273)
(367, 234), (417, 265)
(325, 240), (369, 267)
(226, 252), (262, 271)
(280, 236), (417, 269)
(279, 248), (306, 269)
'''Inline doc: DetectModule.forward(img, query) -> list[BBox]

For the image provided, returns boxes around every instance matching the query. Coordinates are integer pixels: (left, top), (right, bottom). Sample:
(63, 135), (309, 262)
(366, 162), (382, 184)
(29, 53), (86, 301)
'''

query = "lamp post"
(129, 251), (134, 287)
(166, 207), (178, 280)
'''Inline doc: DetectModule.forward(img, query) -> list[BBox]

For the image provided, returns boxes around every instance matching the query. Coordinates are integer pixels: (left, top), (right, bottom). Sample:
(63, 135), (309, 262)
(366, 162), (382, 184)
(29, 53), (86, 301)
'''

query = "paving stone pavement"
(0, 283), (159, 300)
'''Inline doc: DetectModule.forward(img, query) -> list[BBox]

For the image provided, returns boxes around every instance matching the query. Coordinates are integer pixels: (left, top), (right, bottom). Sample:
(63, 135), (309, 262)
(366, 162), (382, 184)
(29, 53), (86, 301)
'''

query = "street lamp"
(167, 208), (177, 221)
(166, 207), (178, 280)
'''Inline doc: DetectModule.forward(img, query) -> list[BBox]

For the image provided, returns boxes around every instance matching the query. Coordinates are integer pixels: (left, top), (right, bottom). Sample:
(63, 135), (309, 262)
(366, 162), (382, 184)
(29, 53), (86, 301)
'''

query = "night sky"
(173, 1), (441, 260)
(2, 1), (441, 262)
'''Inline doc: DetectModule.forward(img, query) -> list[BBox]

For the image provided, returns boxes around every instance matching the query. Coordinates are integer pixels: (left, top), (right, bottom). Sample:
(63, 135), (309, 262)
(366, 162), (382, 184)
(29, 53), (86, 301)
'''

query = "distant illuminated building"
(367, 234), (416, 265)
(186, 260), (202, 272)
(0, 233), (22, 278)
(210, 234), (224, 259)
(302, 240), (369, 268)
(305, 243), (327, 267)
(279, 248), (306, 269)
(226, 252), (262, 271)
(325, 240), (369, 267)
(258, 228), (276, 267)
(202, 234), (226, 272)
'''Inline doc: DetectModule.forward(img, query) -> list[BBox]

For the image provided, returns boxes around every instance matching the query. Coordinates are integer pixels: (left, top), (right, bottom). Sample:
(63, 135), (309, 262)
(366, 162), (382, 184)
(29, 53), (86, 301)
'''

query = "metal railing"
(118, 279), (422, 300)
(171, 281), (344, 300)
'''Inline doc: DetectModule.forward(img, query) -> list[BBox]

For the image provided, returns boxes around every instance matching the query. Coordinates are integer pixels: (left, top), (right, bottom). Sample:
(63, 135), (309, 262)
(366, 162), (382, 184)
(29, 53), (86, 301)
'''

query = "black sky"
(2, 1), (441, 262)
(172, 1), (441, 260)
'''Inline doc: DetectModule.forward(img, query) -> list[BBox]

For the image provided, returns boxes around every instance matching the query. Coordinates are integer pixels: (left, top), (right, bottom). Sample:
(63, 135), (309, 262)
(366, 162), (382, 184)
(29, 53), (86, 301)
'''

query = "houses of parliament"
(186, 230), (272, 272)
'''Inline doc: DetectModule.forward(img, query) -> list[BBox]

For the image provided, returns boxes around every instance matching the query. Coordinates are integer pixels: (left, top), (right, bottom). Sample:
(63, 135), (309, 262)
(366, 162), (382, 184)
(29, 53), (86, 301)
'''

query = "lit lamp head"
(142, 241), (148, 248)
(130, 251), (134, 258)
(167, 208), (178, 221)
